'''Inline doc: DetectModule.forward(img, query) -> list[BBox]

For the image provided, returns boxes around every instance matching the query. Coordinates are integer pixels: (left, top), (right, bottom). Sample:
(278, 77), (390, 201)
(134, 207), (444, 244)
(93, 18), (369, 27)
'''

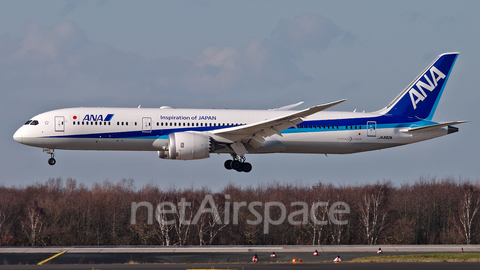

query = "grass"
(350, 253), (480, 263)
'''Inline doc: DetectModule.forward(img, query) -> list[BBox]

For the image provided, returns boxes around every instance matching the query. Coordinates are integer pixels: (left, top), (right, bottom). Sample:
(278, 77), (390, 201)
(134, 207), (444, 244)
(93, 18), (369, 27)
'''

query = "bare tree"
(454, 184), (480, 244)
(329, 197), (349, 245)
(207, 194), (228, 245)
(21, 201), (45, 246)
(173, 189), (197, 246)
(309, 200), (329, 245)
(358, 183), (390, 245)
(0, 210), (12, 245)
(192, 192), (228, 245)
(155, 203), (175, 246)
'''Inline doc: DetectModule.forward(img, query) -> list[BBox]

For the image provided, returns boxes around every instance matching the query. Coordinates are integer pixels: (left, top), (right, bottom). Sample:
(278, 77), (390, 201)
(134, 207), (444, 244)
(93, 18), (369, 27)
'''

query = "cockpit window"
(30, 120), (39, 125)
(24, 120), (32, 125)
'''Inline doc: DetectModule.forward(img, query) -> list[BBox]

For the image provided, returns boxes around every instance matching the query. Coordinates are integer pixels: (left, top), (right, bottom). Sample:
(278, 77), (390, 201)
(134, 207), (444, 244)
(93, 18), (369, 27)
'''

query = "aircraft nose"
(13, 128), (23, 144)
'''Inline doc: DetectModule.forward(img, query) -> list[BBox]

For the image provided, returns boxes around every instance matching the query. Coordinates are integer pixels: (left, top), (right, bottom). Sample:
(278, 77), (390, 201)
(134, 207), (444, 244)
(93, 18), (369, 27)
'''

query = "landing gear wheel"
(44, 148), (56, 166)
(235, 163), (244, 172)
(48, 158), (56, 166)
(231, 160), (242, 171)
(224, 160), (233, 170)
(242, 162), (252, 173)
(225, 154), (252, 172)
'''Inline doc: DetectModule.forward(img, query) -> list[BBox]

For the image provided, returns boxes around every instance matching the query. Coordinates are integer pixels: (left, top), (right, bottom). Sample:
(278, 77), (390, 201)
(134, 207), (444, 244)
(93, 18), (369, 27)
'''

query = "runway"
(1, 263), (480, 270)
(0, 245), (479, 270)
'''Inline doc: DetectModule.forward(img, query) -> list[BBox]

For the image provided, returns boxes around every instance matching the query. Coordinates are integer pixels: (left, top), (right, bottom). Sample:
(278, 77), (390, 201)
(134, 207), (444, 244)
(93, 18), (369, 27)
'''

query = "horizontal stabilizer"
(401, 121), (468, 133)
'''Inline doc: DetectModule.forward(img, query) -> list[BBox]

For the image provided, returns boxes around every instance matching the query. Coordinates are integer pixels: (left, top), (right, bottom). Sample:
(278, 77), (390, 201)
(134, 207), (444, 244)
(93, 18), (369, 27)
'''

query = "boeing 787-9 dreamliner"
(13, 53), (466, 172)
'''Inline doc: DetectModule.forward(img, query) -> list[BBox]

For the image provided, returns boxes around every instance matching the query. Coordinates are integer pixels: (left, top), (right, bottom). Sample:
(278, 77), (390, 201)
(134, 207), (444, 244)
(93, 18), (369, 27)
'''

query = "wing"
(209, 99), (346, 155)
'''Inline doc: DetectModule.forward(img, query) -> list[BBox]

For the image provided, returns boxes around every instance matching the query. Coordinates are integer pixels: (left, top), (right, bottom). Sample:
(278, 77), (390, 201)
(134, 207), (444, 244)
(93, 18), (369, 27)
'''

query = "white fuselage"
(13, 107), (449, 155)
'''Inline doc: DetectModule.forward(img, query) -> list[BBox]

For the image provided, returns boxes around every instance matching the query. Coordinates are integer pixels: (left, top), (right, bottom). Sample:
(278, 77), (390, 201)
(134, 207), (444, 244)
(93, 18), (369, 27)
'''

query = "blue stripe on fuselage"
(44, 115), (437, 140)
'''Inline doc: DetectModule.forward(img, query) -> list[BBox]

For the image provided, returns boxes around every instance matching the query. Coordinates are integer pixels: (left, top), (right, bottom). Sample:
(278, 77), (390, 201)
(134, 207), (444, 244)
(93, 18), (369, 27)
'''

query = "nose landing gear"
(48, 157), (56, 166)
(43, 148), (56, 166)
(224, 154), (252, 173)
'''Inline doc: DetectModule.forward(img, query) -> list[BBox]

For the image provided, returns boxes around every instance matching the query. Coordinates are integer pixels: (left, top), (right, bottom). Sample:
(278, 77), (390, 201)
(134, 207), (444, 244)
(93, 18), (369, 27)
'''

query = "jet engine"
(165, 132), (211, 160)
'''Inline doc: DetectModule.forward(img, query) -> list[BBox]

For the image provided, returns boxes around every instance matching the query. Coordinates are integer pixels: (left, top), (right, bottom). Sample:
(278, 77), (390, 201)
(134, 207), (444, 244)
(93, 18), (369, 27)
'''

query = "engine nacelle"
(168, 132), (211, 160)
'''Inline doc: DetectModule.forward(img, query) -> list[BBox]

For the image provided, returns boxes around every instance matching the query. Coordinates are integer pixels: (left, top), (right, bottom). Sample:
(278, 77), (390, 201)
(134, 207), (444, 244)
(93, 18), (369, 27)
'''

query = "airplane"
(13, 52), (467, 173)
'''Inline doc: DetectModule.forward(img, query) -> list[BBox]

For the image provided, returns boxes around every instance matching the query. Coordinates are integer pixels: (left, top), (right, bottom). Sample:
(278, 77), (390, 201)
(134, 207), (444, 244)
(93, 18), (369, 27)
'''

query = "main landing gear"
(44, 148), (56, 166)
(224, 154), (252, 173)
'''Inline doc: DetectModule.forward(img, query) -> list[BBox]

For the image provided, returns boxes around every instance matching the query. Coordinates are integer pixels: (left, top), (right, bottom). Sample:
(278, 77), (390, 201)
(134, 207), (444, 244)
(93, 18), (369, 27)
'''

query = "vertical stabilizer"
(378, 52), (459, 120)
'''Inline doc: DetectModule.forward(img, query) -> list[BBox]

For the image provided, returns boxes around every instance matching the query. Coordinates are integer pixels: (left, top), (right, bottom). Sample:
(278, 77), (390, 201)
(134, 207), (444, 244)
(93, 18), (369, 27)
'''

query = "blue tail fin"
(379, 52), (459, 120)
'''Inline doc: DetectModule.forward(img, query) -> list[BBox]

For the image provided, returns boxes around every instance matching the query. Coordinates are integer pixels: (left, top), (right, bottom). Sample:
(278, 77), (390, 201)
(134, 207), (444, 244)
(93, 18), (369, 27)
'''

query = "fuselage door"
(142, 117), (152, 133)
(367, 121), (376, 137)
(54, 116), (65, 132)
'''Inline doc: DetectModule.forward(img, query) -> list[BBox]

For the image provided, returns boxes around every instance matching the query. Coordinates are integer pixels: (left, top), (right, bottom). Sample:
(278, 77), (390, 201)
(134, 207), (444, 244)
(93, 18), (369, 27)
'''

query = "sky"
(2, 0), (479, 190)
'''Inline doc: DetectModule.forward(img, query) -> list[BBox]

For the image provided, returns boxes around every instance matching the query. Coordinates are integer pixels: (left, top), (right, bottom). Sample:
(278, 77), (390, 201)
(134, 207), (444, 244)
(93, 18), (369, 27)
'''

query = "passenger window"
(126, 122), (128, 126)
